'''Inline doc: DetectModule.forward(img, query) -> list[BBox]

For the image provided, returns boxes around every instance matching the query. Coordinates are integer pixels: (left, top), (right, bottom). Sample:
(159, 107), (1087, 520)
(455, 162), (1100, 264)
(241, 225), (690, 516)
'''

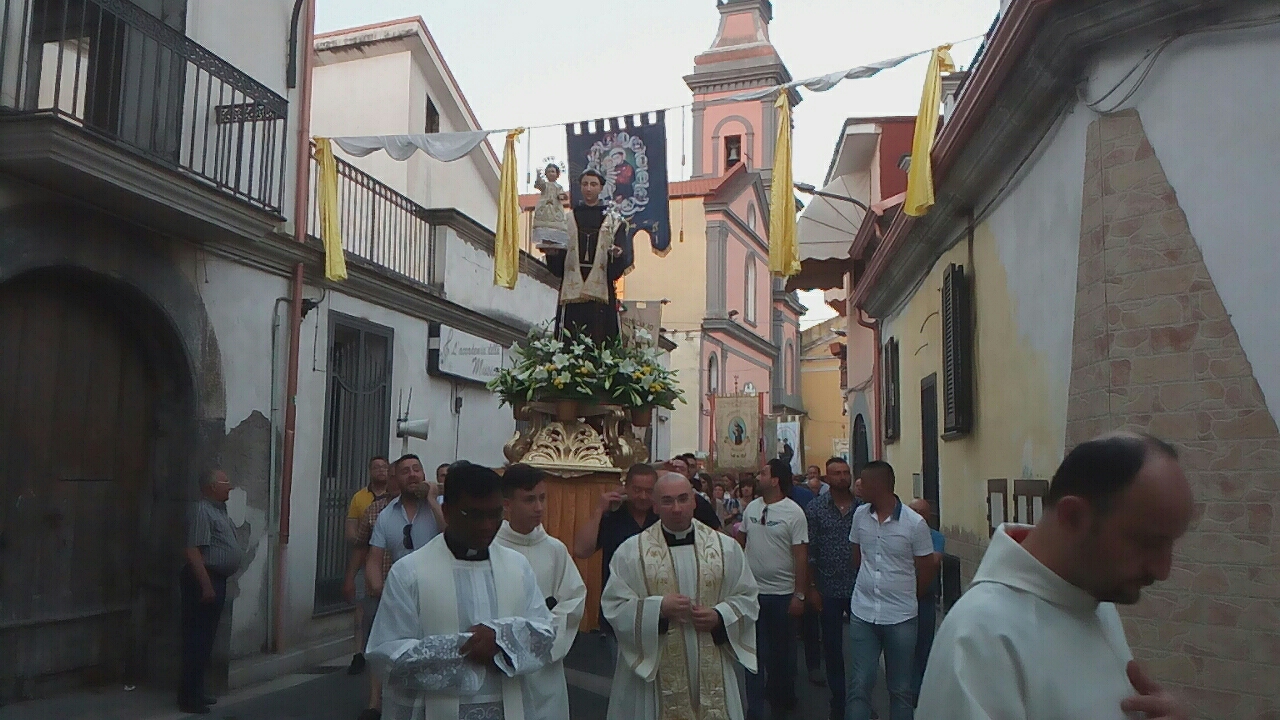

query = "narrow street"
(0, 633), (887, 720)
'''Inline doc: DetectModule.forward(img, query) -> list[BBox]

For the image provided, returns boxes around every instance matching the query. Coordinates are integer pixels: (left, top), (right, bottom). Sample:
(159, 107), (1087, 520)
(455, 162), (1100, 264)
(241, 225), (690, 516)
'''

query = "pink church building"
(623, 0), (805, 459)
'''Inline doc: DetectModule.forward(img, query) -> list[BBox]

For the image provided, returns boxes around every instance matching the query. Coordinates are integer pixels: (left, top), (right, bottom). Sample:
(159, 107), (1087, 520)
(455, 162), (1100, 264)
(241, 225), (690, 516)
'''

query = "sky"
(316, 0), (1001, 326)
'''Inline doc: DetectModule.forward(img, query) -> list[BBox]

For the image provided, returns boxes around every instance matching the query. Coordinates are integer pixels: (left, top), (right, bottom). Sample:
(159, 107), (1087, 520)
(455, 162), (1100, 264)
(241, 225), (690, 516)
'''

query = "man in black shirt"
(543, 169), (634, 344)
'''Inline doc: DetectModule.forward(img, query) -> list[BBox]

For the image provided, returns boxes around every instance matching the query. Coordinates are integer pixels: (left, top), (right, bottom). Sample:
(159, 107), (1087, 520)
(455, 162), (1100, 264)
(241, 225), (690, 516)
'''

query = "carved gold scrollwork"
(504, 401), (647, 474)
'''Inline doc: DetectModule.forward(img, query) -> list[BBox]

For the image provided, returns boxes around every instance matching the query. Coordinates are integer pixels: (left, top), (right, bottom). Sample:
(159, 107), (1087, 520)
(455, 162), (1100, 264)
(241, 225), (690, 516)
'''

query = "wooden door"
(0, 276), (153, 690)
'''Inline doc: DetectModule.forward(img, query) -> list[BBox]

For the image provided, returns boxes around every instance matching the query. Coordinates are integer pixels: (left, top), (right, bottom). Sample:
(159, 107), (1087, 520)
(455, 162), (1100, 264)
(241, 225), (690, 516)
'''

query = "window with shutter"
(942, 263), (973, 436)
(883, 337), (900, 442)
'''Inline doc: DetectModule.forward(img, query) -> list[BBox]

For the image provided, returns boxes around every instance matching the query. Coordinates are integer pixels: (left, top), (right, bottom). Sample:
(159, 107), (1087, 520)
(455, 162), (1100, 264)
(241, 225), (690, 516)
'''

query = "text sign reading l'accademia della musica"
(429, 324), (506, 384)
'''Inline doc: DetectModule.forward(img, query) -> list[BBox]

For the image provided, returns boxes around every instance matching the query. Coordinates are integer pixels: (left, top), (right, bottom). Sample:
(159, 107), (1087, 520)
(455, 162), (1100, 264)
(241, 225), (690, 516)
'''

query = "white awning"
(789, 176), (866, 291)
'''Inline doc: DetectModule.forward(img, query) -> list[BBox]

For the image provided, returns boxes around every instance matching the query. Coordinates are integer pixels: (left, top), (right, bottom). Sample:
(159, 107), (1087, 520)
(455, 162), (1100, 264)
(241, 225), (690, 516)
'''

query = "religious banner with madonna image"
(566, 112), (671, 253)
(713, 394), (762, 471)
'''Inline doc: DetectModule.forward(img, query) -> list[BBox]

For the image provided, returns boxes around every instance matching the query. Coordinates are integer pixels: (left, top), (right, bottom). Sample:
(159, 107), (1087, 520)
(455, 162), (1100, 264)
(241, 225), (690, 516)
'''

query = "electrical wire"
(1080, 13), (1280, 115)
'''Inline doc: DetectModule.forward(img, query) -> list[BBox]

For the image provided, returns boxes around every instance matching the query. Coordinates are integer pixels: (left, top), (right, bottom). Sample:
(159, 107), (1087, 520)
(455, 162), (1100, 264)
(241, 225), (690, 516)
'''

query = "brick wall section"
(1065, 109), (1280, 719)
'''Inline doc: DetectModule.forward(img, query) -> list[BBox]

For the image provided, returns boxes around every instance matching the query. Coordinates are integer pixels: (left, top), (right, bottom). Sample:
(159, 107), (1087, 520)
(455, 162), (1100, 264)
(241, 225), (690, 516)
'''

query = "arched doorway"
(852, 414), (870, 476)
(0, 268), (195, 697)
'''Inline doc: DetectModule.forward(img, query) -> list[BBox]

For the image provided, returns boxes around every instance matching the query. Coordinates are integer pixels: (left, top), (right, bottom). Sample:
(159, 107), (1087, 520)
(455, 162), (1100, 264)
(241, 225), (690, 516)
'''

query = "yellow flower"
(553, 378), (565, 388)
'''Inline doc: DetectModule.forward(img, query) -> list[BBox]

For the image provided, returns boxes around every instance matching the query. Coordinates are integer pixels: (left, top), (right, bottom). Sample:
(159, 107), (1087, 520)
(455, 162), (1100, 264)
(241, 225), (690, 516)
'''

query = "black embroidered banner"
(566, 112), (671, 253)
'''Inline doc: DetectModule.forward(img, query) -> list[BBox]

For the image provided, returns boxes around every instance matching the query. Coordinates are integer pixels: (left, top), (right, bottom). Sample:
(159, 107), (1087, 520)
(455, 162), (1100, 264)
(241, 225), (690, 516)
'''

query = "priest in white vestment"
(602, 472), (759, 720)
(494, 464), (587, 720)
(367, 461), (557, 720)
(916, 433), (1194, 720)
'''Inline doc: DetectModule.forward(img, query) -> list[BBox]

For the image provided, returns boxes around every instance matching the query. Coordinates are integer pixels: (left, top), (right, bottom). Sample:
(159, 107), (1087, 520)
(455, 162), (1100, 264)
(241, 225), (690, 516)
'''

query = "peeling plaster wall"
(190, 256), (285, 656)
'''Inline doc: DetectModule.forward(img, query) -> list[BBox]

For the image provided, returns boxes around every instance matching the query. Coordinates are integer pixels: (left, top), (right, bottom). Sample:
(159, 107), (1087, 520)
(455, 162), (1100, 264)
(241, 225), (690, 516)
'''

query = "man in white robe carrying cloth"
(916, 433), (1193, 720)
(494, 464), (587, 719)
(366, 461), (556, 720)
(602, 472), (760, 720)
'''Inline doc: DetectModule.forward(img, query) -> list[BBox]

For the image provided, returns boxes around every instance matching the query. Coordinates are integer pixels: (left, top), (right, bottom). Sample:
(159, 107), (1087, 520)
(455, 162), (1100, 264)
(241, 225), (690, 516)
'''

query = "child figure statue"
(531, 163), (571, 252)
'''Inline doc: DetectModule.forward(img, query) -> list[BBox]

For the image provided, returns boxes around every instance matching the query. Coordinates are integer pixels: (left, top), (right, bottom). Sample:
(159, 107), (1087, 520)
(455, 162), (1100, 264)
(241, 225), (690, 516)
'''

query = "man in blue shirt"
(907, 499), (945, 707)
(804, 458), (860, 720)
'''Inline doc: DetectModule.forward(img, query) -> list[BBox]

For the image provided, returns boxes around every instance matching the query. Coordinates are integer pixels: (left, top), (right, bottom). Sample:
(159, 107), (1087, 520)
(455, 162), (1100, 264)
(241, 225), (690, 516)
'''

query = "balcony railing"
(0, 0), (289, 213)
(307, 149), (437, 287)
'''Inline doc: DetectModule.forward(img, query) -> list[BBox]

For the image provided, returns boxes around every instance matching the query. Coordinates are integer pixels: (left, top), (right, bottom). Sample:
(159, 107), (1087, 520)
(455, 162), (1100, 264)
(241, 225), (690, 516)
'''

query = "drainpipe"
(274, 0), (316, 654)
(856, 307), (883, 460)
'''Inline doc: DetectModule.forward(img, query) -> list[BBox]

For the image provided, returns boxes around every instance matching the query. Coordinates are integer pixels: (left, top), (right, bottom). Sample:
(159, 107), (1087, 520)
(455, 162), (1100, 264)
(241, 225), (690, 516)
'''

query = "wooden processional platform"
(540, 471), (623, 632)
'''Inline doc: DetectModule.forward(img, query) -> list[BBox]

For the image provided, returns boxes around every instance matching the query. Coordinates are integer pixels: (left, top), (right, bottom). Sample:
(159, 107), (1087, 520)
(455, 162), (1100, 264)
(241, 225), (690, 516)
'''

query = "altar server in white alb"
(916, 433), (1194, 720)
(602, 472), (760, 720)
(494, 463), (587, 719)
(366, 461), (556, 720)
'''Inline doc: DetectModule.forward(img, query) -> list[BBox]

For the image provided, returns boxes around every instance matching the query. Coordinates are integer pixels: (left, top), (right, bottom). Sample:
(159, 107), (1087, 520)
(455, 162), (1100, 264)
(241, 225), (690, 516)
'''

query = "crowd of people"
(178, 432), (1195, 720)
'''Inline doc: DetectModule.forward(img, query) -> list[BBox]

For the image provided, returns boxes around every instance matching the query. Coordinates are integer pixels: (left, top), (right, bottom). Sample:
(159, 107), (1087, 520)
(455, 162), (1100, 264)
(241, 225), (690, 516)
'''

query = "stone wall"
(1066, 109), (1279, 719)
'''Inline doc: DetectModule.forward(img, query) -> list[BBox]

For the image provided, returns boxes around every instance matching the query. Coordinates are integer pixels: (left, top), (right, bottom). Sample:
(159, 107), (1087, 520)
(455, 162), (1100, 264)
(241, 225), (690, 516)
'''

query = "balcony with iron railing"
(307, 148), (441, 290)
(0, 0), (289, 241)
(305, 147), (560, 318)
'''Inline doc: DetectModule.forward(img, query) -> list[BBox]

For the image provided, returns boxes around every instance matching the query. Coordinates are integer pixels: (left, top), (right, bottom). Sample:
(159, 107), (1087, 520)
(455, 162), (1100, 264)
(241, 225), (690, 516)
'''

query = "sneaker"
(808, 668), (826, 686)
(348, 653), (367, 675)
(357, 709), (381, 720)
(177, 701), (210, 715)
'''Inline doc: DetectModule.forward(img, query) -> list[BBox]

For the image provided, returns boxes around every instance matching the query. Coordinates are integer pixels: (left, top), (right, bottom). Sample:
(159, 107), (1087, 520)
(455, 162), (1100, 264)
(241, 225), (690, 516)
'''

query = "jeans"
(912, 597), (938, 704)
(746, 594), (798, 719)
(179, 565), (228, 704)
(821, 598), (851, 720)
(802, 605), (822, 673)
(846, 615), (917, 720)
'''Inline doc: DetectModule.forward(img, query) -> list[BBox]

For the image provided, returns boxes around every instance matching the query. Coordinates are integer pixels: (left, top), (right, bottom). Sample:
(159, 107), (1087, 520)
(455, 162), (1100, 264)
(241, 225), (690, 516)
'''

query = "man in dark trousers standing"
(179, 469), (244, 714)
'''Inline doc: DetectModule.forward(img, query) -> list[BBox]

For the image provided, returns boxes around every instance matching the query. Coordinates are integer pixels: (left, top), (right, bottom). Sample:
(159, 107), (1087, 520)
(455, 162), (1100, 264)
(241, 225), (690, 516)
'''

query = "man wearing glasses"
(362, 454), (445, 720)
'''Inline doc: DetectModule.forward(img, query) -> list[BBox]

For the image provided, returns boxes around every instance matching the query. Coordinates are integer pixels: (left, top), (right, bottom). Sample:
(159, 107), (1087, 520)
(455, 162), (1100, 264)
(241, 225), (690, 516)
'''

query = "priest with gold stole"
(366, 462), (556, 720)
(602, 472), (759, 720)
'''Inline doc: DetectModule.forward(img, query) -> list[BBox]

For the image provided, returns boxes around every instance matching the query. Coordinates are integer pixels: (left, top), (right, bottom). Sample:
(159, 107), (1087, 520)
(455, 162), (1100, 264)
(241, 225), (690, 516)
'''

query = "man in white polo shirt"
(847, 461), (936, 720)
(739, 458), (809, 720)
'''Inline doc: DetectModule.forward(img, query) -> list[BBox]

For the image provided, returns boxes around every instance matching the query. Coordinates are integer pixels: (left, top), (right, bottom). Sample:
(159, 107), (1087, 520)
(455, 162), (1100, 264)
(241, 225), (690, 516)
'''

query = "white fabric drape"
(726, 51), (926, 102)
(332, 131), (495, 162)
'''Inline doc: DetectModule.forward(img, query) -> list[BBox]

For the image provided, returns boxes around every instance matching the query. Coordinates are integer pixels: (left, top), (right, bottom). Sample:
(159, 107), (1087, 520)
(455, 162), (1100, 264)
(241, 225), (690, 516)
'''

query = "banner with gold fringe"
(314, 137), (348, 282)
(768, 93), (800, 278)
(904, 46), (956, 218)
(494, 128), (525, 289)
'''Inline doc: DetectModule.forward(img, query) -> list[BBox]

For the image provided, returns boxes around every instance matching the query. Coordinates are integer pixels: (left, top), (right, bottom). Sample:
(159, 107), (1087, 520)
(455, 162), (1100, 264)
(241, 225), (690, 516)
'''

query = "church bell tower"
(684, 0), (797, 186)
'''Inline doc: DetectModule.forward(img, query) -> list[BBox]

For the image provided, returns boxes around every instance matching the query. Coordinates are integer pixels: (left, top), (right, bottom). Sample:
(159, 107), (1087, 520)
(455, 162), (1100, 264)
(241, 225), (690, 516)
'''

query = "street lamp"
(794, 182), (870, 213)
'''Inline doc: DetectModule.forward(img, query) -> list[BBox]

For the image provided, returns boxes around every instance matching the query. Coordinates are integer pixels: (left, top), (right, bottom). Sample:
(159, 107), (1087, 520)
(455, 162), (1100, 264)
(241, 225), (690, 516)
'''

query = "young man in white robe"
(494, 464), (587, 719)
(366, 461), (557, 720)
(602, 472), (760, 720)
(916, 433), (1194, 720)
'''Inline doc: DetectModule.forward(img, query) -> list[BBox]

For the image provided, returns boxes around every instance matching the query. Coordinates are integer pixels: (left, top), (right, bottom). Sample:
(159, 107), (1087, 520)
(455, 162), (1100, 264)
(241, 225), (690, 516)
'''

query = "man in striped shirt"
(179, 469), (244, 715)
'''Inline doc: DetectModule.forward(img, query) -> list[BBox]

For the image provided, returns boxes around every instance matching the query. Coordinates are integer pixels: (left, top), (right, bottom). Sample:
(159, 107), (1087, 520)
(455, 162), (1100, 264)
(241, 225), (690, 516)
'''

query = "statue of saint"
(543, 169), (634, 345)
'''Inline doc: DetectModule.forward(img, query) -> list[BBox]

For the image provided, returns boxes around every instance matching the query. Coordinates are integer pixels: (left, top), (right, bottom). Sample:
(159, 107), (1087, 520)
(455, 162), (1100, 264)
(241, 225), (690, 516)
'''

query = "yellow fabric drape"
(904, 46), (956, 218)
(315, 137), (348, 282)
(768, 93), (800, 278)
(493, 128), (525, 289)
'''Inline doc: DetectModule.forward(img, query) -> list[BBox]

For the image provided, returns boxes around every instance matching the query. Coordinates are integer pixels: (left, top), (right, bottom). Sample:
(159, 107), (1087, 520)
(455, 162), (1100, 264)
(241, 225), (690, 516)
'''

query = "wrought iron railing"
(307, 149), (438, 287)
(0, 0), (289, 213)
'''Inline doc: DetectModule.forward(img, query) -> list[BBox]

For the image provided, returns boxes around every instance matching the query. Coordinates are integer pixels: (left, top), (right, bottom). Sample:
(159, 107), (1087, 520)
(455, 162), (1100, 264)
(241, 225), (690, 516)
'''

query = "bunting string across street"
(310, 37), (985, 287)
